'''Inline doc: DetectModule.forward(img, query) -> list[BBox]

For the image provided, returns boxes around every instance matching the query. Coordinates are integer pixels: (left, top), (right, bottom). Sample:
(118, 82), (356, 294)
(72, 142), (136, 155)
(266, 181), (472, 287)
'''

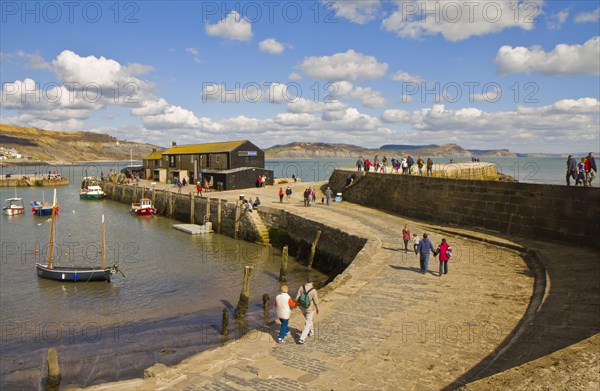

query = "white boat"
(3, 197), (25, 215)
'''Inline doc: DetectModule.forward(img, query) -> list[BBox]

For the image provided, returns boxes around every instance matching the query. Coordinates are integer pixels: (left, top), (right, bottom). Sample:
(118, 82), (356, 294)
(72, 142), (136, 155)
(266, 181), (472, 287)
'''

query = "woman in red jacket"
(436, 238), (451, 276)
(402, 225), (411, 253)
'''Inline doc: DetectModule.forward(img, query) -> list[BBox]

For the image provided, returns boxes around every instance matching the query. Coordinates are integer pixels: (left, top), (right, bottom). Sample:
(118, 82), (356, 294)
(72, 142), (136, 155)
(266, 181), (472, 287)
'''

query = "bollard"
(262, 293), (270, 321)
(45, 347), (60, 391)
(307, 230), (322, 268)
(279, 245), (288, 282)
(234, 266), (253, 319)
(221, 308), (229, 336)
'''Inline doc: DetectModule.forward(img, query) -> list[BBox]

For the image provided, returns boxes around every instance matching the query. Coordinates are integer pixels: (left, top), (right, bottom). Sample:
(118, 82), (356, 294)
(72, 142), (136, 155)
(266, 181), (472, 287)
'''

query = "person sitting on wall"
(254, 197), (261, 208)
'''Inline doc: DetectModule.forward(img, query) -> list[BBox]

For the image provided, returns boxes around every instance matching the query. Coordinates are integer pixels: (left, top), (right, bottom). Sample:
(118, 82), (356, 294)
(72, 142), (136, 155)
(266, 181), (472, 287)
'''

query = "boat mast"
(47, 189), (57, 269)
(101, 214), (105, 269)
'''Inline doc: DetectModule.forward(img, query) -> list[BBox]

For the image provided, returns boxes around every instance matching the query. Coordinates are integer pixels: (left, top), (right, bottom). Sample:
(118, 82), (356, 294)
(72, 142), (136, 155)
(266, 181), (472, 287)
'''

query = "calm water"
(0, 164), (324, 389)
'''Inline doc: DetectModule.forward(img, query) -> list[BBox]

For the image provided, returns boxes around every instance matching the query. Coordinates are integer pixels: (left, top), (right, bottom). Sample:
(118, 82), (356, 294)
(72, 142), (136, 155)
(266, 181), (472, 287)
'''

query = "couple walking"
(415, 233), (452, 276)
(274, 277), (320, 344)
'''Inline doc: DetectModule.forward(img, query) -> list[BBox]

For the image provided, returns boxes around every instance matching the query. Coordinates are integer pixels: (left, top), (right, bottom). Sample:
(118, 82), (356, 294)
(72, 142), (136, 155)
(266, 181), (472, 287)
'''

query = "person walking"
(325, 187), (333, 205)
(566, 155), (577, 186)
(417, 156), (425, 175)
(402, 225), (411, 253)
(415, 233), (435, 274)
(412, 233), (420, 253)
(285, 186), (292, 201)
(576, 157), (586, 186)
(278, 187), (284, 203)
(435, 238), (452, 276)
(356, 157), (363, 172)
(587, 152), (597, 186)
(274, 285), (296, 344)
(196, 182), (202, 196)
(426, 158), (433, 177)
(294, 277), (319, 344)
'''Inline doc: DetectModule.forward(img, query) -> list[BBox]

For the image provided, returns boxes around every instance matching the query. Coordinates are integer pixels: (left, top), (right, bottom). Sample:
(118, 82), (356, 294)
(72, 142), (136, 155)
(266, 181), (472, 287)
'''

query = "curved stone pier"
(70, 178), (594, 391)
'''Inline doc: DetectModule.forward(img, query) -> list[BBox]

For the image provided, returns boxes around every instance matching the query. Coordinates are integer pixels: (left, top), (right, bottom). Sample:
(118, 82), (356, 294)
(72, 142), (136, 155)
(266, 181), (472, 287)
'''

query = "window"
(169, 155), (176, 167)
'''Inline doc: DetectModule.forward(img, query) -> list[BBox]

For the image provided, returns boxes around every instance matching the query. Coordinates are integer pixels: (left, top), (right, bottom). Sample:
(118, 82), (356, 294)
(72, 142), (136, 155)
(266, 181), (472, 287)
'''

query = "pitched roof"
(163, 140), (249, 155)
(144, 151), (163, 160)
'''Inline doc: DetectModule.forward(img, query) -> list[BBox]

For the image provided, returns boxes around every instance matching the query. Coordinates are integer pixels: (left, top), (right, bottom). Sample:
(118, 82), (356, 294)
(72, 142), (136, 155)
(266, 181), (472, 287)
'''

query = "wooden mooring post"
(307, 230), (322, 268)
(45, 347), (60, 391)
(221, 308), (229, 336)
(189, 192), (194, 224)
(217, 201), (222, 234)
(279, 245), (288, 282)
(234, 266), (253, 319)
(234, 201), (241, 239)
(262, 293), (270, 321)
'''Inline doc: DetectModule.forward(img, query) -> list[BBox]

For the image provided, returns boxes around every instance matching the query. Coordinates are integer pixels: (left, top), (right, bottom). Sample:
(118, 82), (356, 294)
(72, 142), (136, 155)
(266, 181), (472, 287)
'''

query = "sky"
(1, 0), (599, 153)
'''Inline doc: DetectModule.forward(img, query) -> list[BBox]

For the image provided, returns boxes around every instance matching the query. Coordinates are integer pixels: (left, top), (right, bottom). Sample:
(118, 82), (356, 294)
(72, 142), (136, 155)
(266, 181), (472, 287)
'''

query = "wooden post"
(234, 201), (241, 239)
(189, 192), (194, 224)
(307, 230), (322, 268)
(45, 347), (60, 391)
(262, 293), (270, 321)
(279, 245), (288, 282)
(221, 308), (229, 336)
(234, 266), (253, 319)
(151, 188), (156, 205)
(205, 196), (211, 224)
(217, 201), (222, 234)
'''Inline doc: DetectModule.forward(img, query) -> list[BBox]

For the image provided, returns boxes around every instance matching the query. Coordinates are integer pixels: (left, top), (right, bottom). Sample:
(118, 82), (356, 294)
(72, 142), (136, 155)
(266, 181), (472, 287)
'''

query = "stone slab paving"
(77, 181), (596, 391)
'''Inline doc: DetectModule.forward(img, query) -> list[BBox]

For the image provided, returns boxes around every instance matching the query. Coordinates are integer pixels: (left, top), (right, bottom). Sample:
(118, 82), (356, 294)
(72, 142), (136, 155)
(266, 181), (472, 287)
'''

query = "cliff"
(0, 124), (160, 162)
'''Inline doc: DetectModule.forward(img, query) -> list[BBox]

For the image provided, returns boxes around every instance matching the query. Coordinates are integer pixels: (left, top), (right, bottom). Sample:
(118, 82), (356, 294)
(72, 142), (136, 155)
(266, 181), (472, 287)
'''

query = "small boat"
(80, 177), (106, 200)
(36, 190), (122, 283)
(31, 192), (60, 216)
(131, 198), (157, 216)
(3, 190), (25, 215)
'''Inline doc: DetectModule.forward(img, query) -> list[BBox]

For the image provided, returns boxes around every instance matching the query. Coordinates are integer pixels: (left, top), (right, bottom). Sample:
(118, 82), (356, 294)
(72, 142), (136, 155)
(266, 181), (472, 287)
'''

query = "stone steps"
(249, 210), (271, 245)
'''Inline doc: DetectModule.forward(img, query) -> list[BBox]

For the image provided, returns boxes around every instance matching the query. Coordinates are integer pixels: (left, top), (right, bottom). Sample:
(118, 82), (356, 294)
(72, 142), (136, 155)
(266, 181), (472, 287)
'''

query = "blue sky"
(1, 0), (599, 153)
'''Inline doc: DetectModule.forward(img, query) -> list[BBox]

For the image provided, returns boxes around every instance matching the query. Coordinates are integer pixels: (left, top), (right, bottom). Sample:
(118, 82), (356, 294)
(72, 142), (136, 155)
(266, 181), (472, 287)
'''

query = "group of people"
(255, 175), (268, 188)
(277, 186), (293, 202)
(566, 153), (596, 187)
(404, 225), (452, 276)
(242, 196), (261, 212)
(356, 155), (434, 176)
(274, 277), (320, 344)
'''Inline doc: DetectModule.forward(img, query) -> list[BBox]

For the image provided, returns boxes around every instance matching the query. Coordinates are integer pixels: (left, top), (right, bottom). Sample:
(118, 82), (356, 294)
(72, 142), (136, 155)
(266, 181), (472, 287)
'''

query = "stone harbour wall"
(329, 169), (600, 248)
(102, 182), (366, 279)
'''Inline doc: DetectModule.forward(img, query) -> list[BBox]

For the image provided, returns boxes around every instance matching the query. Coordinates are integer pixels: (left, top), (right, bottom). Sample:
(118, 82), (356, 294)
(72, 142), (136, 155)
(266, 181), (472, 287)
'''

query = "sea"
(0, 157), (579, 388)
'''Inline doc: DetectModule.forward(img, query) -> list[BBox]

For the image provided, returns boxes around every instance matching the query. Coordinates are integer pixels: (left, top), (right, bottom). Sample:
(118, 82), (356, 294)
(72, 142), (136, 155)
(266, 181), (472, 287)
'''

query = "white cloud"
(575, 7), (600, 23)
(185, 48), (199, 55)
(205, 11), (253, 41)
(328, 0), (381, 24)
(382, 0), (543, 41)
(547, 9), (569, 30)
(378, 98), (599, 151)
(15, 50), (52, 70)
(391, 70), (424, 83)
(288, 72), (302, 81)
(496, 36), (600, 75)
(287, 98), (348, 114)
(298, 49), (388, 81)
(52, 50), (153, 90)
(347, 86), (387, 108)
(259, 38), (285, 54)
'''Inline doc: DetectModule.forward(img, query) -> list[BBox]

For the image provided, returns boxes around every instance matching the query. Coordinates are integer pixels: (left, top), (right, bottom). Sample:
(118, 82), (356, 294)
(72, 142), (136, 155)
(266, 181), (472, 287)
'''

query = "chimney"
(172, 140), (177, 147)
(152, 148), (157, 152)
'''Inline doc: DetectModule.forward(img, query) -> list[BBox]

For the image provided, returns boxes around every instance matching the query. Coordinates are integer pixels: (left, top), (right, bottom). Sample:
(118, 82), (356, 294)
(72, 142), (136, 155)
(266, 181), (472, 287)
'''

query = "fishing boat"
(80, 177), (106, 200)
(131, 198), (157, 216)
(36, 189), (122, 282)
(31, 192), (60, 216)
(3, 197), (25, 215)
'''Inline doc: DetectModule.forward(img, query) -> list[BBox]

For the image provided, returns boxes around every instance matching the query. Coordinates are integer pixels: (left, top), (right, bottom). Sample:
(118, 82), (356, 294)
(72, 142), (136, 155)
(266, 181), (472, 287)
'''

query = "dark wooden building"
(143, 140), (273, 190)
